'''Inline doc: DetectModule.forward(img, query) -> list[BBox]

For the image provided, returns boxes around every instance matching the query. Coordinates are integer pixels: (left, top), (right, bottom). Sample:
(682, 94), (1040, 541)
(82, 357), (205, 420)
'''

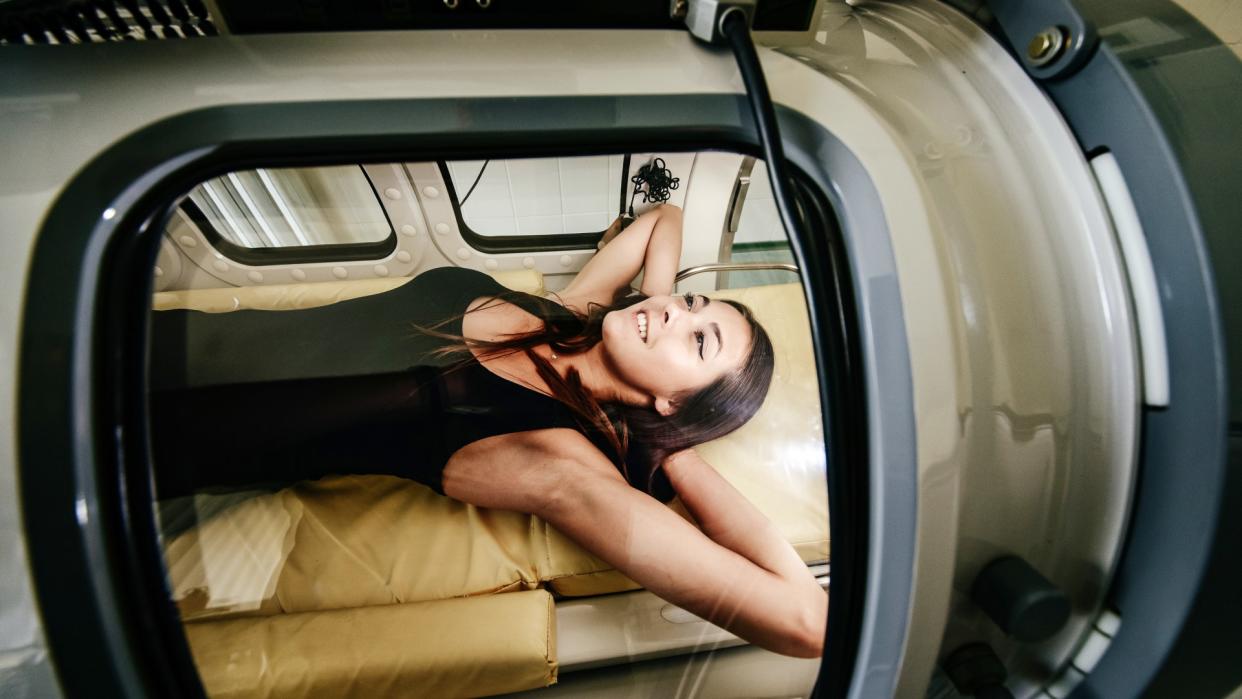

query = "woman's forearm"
(636, 204), (683, 297)
(662, 449), (816, 585)
(541, 464), (825, 657)
(559, 204), (683, 308)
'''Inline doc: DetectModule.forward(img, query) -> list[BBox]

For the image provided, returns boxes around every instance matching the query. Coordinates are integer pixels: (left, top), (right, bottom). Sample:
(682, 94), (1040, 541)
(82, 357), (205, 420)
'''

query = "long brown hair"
(422, 290), (774, 498)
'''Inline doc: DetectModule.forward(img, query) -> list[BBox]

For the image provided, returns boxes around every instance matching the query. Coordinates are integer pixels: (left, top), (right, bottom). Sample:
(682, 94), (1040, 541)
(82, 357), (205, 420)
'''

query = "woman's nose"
(661, 300), (682, 326)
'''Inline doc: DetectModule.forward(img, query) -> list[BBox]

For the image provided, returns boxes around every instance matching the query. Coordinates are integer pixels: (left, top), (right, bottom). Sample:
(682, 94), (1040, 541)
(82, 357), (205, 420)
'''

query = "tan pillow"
(183, 590), (557, 699)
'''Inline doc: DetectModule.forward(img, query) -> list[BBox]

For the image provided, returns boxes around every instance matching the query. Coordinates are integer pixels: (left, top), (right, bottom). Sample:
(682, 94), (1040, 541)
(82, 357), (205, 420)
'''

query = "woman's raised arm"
(559, 204), (682, 310)
(442, 428), (827, 658)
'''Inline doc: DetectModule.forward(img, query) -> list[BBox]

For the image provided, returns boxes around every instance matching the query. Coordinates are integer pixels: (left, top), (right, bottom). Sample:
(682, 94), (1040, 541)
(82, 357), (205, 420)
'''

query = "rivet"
(374, 264), (390, 277)
(456, 247), (471, 260)
(559, 255), (572, 267)
(484, 259), (499, 270)
(435, 223), (451, 235)
(247, 270), (263, 283)
(396, 250), (412, 263)
(154, 266), (164, 277)
(923, 143), (943, 160)
(422, 186), (440, 198)
(212, 260), (229, 273)
(522, 256), (535, 269)
(401, 224), (418, 237)
(291, 269), (307, 281)
(179, 235), (198, 248)
(333, 266), (348, 279)
(955, 125), (974, 146)
(384, 187), (402, 200)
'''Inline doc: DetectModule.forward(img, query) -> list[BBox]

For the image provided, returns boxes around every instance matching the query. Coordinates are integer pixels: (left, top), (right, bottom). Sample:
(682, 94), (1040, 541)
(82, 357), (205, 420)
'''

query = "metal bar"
(255, 169), (312, 246)
(226, 172), (282, 247)
(200, 179), (260, 248)
(718, 155), (757, 289)
(674, 261), (798, 282)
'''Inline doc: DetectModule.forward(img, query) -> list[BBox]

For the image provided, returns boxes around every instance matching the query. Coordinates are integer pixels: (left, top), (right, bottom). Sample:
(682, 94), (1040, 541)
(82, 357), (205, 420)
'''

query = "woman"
(150, 204), (827, 658)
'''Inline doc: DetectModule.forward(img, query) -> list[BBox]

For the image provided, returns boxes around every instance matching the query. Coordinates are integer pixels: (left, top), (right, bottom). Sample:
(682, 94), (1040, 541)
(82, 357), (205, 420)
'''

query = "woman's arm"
(559, 204), (682, 310)
(661, 448), (823, 595)
(442, 429), (827, 658)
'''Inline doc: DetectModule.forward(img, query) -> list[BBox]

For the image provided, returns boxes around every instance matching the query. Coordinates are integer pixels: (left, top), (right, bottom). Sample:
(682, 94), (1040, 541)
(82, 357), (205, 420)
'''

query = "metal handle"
(674, 262), (798, 282)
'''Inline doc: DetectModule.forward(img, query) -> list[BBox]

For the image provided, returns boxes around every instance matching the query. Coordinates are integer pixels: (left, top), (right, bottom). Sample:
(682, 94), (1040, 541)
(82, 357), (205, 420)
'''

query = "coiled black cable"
(719, 8), (805, 245)
(628, 157), (680, 216)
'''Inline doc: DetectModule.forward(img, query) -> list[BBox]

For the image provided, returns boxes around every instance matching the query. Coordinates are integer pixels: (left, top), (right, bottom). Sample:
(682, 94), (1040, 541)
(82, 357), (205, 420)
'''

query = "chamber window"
(447, 156), (627, 237)
(186, 165), (393, 249)
(723, 159), (798, 288)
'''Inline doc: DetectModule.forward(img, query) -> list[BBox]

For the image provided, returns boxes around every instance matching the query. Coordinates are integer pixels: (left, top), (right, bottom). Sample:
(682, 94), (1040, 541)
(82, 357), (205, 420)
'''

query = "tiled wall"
(734, 159), (787, 245)
(448, 156), (627, 236)
(1173, 0), (1242, 56)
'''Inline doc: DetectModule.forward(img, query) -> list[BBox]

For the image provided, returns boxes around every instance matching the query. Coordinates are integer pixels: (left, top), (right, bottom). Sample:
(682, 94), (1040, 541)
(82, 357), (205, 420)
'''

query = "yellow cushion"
(183, 590), (557, 699)
(169, 476), (642, 619)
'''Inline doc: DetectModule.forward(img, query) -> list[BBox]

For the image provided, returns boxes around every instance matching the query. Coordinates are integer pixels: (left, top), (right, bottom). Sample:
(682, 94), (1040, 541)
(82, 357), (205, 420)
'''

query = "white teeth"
(637, 311), (648, 341)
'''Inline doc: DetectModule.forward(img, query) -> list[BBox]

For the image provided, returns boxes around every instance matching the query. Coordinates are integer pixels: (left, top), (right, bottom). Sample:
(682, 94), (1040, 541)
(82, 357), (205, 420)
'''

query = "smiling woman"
(151, 202), (824, 658)
(146, 153), (831, 698)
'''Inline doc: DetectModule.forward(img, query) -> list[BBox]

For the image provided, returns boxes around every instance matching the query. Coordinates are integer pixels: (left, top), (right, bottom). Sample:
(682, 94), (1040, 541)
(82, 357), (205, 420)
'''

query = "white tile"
(461, 187), (514, 220)
(563, 211), (609, 233)
(608, 155), (625, 213)
(458, 163), (510, 208)
(748, 159), (774, 201)
(508, 159), (562, 217)
(735, 198), (785, 244)
(517, 215), (565, 235)
(466, 216), (516, 237)
(446, 160), (474, 190)
(559, 156), (611, 214)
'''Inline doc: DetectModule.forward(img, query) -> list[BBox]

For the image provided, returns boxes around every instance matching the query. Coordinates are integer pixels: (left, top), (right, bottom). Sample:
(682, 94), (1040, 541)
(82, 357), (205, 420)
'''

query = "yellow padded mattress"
(183, 589), (557, 699)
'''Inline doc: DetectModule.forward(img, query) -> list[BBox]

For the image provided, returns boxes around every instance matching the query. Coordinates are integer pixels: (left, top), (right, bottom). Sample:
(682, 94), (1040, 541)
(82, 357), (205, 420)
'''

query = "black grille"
(0, 0), (217, 44)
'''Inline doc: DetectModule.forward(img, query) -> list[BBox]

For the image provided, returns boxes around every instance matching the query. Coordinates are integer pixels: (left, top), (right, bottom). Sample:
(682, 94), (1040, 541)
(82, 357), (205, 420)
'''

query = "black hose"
(719, 8), (805, 245)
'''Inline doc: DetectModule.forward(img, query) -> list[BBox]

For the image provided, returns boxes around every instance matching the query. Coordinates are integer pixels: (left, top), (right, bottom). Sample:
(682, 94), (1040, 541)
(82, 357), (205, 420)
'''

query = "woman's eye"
(683, 292), (695, 310)
(695, 330), (705, 359)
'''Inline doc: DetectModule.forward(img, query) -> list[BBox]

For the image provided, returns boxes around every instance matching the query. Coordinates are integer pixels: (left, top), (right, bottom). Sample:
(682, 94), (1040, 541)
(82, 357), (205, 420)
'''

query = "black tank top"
(148, 267), (668, 500)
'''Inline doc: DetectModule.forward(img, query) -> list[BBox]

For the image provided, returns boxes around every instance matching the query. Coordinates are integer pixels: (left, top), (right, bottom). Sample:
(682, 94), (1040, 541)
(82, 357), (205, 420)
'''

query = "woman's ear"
(654, 396), (675, 417)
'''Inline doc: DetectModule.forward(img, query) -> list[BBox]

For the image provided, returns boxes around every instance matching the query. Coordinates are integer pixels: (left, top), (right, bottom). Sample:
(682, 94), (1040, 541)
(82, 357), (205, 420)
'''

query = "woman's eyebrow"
(701, 295), (711, 307)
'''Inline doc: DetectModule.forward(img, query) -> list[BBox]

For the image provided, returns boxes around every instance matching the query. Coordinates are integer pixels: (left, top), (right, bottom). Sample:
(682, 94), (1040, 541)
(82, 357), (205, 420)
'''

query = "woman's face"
(601, 292), (752, 413)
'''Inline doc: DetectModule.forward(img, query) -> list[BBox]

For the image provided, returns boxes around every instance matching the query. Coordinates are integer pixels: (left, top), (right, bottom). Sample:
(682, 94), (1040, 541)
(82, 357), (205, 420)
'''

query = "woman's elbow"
(780, 592), (827, 658)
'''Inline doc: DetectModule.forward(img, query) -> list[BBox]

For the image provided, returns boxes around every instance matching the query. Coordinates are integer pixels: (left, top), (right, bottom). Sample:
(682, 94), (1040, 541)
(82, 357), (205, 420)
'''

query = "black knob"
(943, 642), (1014, 699)
(971, 555), (1070, 642)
